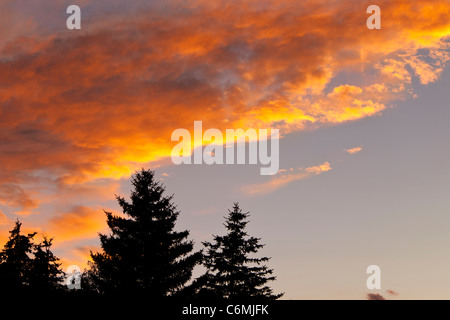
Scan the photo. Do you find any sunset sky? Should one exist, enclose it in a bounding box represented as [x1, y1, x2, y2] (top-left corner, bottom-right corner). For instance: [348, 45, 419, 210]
[1, 0, 450, 299]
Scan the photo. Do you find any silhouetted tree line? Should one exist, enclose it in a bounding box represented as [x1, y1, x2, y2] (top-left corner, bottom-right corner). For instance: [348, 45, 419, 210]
[0, 169, 283, 300]
[0, 221, 64, 294]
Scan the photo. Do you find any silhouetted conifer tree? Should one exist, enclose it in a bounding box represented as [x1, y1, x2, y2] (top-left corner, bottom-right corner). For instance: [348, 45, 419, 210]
[0, 221, 64, 293]
[0, 220, 36, 291]
[80, 261, 101, 294]
[29, 236, 64, 292]
[202, 203, 283, 300]
[89, 169, 202, 297]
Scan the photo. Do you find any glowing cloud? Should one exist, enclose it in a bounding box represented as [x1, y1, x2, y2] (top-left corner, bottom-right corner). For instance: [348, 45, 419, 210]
[242, 162, 332, 196]
[346, 147, 363, 154]
[48, 206, 107, 243]
[386, 289, 399, 296]
[0, 0, 449, 188]
[0, 0, 449, 254]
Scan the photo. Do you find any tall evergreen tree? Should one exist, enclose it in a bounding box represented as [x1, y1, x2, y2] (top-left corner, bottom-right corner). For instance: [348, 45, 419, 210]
[202, 203, 283, 300]
[0, 220, 36, 291]
[90, 169, 202, 297]
[29, 236, 64, 292]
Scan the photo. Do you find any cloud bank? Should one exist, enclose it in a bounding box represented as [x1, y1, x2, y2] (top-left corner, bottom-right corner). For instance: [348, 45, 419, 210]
[0, 0, 449, 265]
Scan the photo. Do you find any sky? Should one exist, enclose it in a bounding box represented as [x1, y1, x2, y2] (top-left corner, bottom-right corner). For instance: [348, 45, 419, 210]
[0, 0, 449, 299]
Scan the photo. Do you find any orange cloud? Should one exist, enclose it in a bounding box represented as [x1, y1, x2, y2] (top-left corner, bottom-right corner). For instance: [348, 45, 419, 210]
[346, 147, 363, 154]
[0, 212, 11, 245]
[48, 206, 107, 243]
[0, 211, 9, 226]
[0, 0, 448, 190]
[242, 162, 331, 196]
[59, 245, 99, 271]
[305, 162, 332, 175]
[0, 0, 449, 255]
[0, 184, 39, 215]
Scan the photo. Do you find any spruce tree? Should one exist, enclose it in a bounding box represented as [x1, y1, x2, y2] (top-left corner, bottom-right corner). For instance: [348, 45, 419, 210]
[202, 203, 283, 300]
[90, 169, 202, 297]
[0, 220, 36, 291]
[29, 236, 64, 292]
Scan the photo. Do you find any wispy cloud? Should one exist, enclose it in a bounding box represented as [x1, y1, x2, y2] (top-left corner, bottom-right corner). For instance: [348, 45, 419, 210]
[346, 147, 363, 155]
[59, 245, 99, 271]
[1, 0, 449, 188]
[0, 211, 8, 226]
[0, 0, 449, 260]
[48, 205, 107, 243]
[386, 289, 399, 296]
[242, 162, 331, 196]
[0, 183, 39, 215]
[367, 293, 386, 300]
